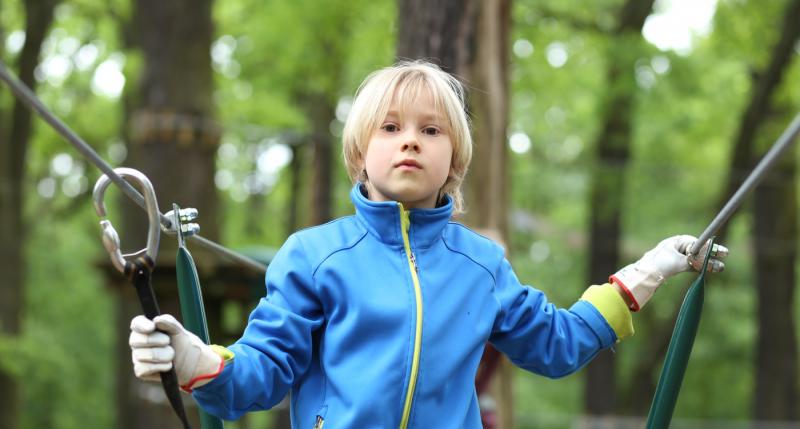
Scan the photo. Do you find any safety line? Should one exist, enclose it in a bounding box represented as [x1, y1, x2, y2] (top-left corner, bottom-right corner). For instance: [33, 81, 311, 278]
[691, 112, 800, 254]
[0, 61, 267, 274]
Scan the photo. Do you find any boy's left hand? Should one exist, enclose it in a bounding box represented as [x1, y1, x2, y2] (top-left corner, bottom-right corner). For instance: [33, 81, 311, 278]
[610, 235, 729, 311]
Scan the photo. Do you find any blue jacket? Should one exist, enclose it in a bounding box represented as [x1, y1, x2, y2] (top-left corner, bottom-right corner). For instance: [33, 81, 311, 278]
[194, 184, 623, 428]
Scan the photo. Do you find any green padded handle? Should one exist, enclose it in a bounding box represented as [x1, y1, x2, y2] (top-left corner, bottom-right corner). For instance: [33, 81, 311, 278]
[645, 237, 716, 429]
[174, 204, 224, 429]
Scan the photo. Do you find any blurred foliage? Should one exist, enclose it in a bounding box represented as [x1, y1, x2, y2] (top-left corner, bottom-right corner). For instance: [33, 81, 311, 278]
[507, 0, 798, 425]
[1, 0, 799, 427]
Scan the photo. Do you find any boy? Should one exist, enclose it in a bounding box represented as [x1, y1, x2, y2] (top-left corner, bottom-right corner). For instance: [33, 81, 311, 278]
[129, 61, 727, 428]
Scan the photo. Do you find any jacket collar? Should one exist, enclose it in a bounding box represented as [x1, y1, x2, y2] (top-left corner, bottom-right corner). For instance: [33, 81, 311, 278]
[350, 183, 453, 248]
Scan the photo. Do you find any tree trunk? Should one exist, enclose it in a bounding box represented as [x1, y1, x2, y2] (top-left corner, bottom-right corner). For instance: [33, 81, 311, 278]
[397, 0, 511, 426]
[713, 0, 800, 242]
[464, 1, 511, 237]
[306, 95, 336, 225]
[126, 0, 219, 242]
[751, 9, 800, 423]
[0, 1, 57, 427]
[396, 0, 479, 74]
[118, 0, 220, 427]
[753, 141, 798, 420]
[286, 143, 303, 235]
[584, 0, 654, 416]
[709, 0, 800, 421]
[398, 0, 510, 229]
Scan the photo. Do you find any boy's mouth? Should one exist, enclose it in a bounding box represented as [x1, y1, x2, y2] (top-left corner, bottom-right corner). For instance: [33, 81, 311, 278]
[395, 159, 422, 169]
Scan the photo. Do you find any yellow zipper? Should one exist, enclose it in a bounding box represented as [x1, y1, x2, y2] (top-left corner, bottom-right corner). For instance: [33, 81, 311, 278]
[398, 205, 423, 429]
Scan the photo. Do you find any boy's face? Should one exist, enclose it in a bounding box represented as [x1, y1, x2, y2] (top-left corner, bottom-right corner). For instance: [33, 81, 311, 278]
[362, 90, 453, 210]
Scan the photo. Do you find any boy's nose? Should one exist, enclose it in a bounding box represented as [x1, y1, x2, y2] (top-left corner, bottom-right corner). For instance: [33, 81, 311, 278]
[401, 133, 421, 152]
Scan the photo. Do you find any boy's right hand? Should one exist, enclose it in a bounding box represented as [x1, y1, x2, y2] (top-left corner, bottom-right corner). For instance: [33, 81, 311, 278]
[129, 314, 225, 392]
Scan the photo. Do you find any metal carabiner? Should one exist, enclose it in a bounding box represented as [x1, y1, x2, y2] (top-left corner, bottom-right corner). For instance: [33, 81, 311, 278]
[92, 167, 161, 273]
[93, 168, 193, 429]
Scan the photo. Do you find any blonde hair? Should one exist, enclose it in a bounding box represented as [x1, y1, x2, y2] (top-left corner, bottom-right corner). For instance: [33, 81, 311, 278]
[342, 60, 473, 214]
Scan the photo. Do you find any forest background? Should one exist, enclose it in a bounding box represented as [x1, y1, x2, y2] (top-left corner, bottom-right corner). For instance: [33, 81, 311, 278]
[1, 0, 799, 428]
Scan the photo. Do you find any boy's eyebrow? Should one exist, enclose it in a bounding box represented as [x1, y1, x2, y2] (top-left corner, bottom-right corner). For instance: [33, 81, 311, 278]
[384, 110, 445, 123]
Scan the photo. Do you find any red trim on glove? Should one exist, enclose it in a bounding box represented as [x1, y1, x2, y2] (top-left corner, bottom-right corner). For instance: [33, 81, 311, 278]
[609, 275, 640, 312]
[180, 358, 225, 393]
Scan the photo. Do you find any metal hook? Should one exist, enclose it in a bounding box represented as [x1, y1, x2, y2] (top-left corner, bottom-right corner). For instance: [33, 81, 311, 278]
[92, 168, 161, 273]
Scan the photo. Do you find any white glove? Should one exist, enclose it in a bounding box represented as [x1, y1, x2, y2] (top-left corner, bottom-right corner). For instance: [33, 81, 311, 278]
[129, 314, 225, 392]
[610, 235, 728, 311]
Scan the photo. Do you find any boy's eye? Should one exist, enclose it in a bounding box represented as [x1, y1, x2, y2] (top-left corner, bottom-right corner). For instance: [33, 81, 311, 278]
[382, 123, 399, 132]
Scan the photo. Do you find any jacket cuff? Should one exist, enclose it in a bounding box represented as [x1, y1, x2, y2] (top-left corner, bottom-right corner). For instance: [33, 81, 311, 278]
[580, 284, 634, 341]
[211, 344, 235, 363]
[569, 301, 615, 348]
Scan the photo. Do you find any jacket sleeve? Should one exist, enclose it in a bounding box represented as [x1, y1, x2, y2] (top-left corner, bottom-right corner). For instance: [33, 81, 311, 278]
[192, 234, 324, 420]
[488, 256, 623, 379]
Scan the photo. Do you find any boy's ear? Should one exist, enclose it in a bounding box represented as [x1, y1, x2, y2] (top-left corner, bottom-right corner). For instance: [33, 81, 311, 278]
[356, 155, 368, 181]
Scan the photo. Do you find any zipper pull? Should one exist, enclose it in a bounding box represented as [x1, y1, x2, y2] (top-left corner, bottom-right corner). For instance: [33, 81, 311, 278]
[314, 415, 325, 429]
